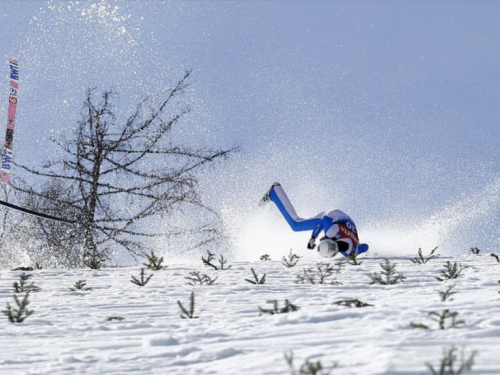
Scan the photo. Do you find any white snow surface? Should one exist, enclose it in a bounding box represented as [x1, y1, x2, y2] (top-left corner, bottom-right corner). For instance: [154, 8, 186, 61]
[1, 254, 500, 374]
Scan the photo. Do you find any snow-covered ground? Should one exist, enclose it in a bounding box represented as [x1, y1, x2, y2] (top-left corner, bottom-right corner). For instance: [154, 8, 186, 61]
[1, 252, 500, 374]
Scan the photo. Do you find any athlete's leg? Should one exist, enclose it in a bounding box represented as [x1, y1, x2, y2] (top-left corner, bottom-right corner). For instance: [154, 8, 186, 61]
[269, 184, 322, 232]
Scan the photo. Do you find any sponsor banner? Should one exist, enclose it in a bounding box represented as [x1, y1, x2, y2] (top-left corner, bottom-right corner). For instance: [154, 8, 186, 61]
[1, 59, 19, 183]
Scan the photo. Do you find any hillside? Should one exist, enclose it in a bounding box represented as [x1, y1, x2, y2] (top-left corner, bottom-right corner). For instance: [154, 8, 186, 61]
[2, 252, 500, 374]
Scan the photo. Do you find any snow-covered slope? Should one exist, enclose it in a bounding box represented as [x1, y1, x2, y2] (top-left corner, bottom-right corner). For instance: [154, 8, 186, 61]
[1, 253, 500, 374]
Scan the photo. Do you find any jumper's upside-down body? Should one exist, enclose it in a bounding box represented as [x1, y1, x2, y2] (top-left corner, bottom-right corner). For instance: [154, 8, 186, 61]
[260, 183, 369, 258]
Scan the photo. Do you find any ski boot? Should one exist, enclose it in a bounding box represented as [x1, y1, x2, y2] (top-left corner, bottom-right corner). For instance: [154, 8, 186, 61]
[259, 182, 281, 206]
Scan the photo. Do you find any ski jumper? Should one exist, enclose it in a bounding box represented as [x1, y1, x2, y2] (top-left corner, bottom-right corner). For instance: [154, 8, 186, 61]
[269, 184, 368, 257]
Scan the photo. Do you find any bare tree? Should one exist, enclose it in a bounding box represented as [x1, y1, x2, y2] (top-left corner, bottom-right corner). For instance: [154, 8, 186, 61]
[12, 71, 235, 264]
[15, 178, 84, 267]
[0, 179, 81, 268]
[0, 184, 28, 268]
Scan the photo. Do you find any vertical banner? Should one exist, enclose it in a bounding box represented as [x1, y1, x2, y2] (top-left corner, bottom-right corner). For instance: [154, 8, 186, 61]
[1, 59, 19, 183]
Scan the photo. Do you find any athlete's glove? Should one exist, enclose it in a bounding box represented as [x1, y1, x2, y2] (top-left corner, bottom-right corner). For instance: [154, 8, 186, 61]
[307, 236, 316, 250]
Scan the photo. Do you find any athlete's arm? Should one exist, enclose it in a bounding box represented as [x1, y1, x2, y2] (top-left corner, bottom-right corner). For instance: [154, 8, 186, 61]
[307, 236, 316, 249]
[312, 223, 323, 238]
[307, 223, 324, 249]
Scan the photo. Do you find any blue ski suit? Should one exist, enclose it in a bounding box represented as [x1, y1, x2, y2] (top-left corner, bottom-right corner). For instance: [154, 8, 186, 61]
[269, 184, 368, 257]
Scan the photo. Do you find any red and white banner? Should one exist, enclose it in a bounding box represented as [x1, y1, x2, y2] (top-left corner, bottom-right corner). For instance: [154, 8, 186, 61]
[1, 59, 19, 183]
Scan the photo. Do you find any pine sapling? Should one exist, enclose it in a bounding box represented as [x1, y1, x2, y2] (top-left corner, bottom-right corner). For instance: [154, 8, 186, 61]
[411, 309, 465, 330]
[13, 273, 41, 293]
[333, 299, 373, 308]
[143, 250, 165, 271]
[295, 263, 342, 285]
[429, 310, 465, 330]
[409, 321, 429, 330]
[69, 280, 92, 291]
[260, 254, 271, 261]
[368, 259, 406, 285]
[84, 250, 106, 270]
[218, 254, 232, 270]
[295, 268, 317, 284]
[245, 268, 266, 284]
[282, 249, 302, 268]
[426, 346, 477, 375]
[284, 351, 338, 375]
[435, 262, 466, 281]
[106, 316, 125, 321]
[347, 253, 363, 266]
[130, 268, 153, 286]
[201, 250, 232, 270]
[178, 292, 198, 319]
[438, 285, 457, 302]
[410, 246, 439, 264]
[185, 271, 218, 286]
[202, 250, 217, 269]
[470, 247, 480, 255]
[259, 300, 299, 315]
[12, 267, 34, 271]
[2, 293, 34, 323]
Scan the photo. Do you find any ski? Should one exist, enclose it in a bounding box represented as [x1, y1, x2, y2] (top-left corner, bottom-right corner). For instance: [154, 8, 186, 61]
[0, 199, 77, 224]
[1, 59, 19, 183]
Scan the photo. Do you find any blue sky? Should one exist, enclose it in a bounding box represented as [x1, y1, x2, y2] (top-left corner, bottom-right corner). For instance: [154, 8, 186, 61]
[1, 0, 499, 255]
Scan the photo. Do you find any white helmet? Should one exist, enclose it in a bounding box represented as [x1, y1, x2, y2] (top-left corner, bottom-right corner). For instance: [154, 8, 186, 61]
[317, 239, 339, 258]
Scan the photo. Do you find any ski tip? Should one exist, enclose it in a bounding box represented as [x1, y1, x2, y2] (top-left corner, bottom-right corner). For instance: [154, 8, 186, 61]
[258, 197, 269, 207]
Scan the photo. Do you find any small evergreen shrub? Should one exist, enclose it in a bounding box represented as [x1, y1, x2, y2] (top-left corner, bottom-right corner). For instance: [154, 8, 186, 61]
[69, 280, 92, 291]
[130, 269, 153, 286]
[106, 316, 124, 321]
[2, 293, 34, 323]
[438, 285, 457, 302]
[411, 309, 465, 330]
[346, 254, 363, 266]
[260, 254, 271, 261]
[259, 300, 299, 315]
[425, 346, 477, 375]
[282, 249, 302, 268]
[202, 250, 232, 270]
[13, 273, 41, 293]
[217, 254, 232, 270]
[284, 351, 338, 375]
[245, 268, 266, 284]
[84, 250, 106, 270]
[178, 292, 198, 319]
[202, 250, 217, 269]
[295, 263, 342, 285]
[143, 250, 165, 271]
[435, 262, 465, 281]
[368, 259, 406, 285]
[185, 271, 218, 286]
[410, 246, 439, 264]
[470, 247, 480, 255]
[333, 299, 373, 308]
